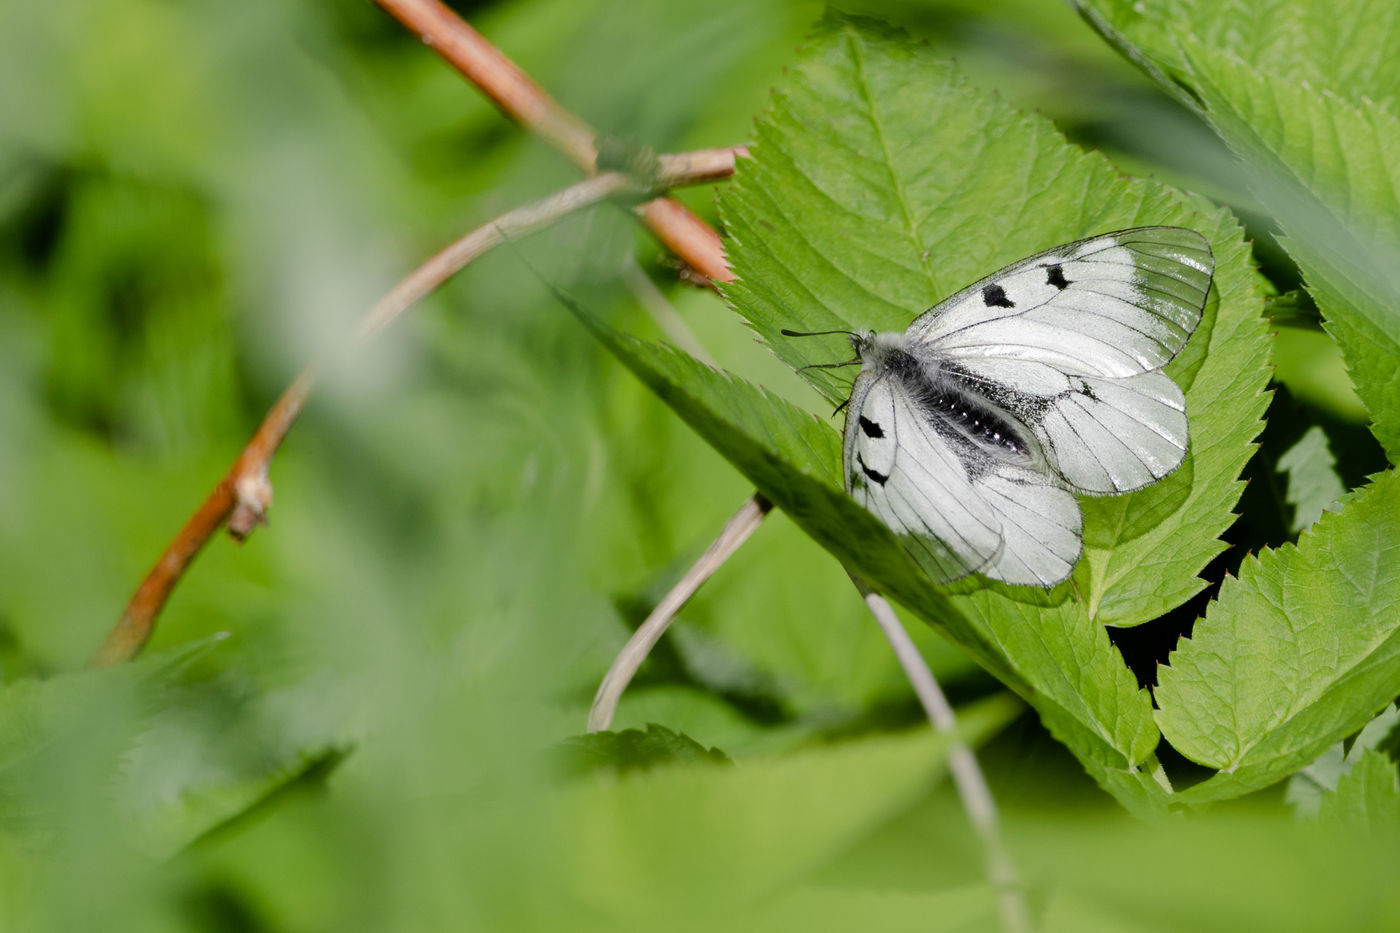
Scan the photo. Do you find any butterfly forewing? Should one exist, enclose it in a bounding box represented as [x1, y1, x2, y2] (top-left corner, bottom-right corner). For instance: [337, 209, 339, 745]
[910, 227, 1211, 381]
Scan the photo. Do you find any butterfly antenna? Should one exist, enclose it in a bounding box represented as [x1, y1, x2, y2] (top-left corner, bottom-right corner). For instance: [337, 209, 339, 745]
[795, 359, 861, 373]
[781, 327, 856, 338]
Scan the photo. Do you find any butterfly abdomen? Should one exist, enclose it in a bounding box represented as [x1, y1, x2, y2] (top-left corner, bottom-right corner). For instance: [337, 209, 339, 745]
[880, 346, 1032, 460]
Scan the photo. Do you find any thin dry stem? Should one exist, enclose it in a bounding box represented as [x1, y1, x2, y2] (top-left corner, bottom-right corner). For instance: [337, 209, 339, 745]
[856, 583, 1033, 933]
[372, 0, 736, 284]
[372, 0, 597, 169]
[588, 494, 772, 733]
[94, 152, 742, 668]
[102, 0, 746, 666]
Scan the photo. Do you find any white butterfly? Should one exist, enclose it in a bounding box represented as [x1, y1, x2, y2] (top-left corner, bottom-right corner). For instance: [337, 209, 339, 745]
[818, 226, 1213, 587]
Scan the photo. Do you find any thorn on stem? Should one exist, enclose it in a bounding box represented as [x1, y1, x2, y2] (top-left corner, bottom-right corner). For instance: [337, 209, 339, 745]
[228, 471, 274, 541]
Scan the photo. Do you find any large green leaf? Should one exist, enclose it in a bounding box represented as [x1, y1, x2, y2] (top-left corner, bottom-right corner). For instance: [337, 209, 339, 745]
[1156, 469, 1400, 800]
[710, 14, 1266, 806]
[444, 697, 1018, 929]
[721, 14, 1268, 626]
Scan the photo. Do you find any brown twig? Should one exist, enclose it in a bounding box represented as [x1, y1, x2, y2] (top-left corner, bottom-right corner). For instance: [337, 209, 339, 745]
[93, 152, 741, 668]
[372, 0, 736, 286]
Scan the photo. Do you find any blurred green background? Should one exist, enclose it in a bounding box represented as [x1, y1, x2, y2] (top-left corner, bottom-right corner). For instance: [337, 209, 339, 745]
[0, 1, 1385, 930]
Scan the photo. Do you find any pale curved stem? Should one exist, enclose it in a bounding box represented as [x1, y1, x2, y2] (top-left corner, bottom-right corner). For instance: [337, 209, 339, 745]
[854, 581, 1033, 933]
[588, 494, 772, 733]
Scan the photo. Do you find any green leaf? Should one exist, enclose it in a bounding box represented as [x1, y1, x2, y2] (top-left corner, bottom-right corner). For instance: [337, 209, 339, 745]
[1284, 740, 1347, 820]
[1277, 426, 1345, 533]
[722, 14, 1269, 627]
[1273, 325, 1370, 423]
[1075, 0, 1400, 458]
[0, 639, 350, 857]
[1180, 42, 1400, 459]
[116, 673, 352, 856]
[1025, 808, 1400, 931]
[737, 886, 994, 933]
[1316, 749, 1400, 830]
[1286, 703, 1398, 817]
[1156, 470, 1400, 801]
[555, 724, 732, 776]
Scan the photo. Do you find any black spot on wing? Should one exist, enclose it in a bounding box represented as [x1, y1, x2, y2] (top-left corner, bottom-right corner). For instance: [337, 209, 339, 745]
[981, 283, 1015, 308]
[858, 415, 884, 438]
[856, 453, 889, 486]
[1045, 263, 1070, 290]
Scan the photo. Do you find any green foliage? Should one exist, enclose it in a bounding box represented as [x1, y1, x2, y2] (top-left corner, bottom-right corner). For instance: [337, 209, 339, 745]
[0, 637, 346, 869]
[1277, 426, 1344, 532]
[1317, 749, 1400, 830]
[1286, 702, 1398, 816]
[1156, 470, 1400, 799]
[4, 0, 1400, 928]
[717, 12, 1269, 807]
[557, 723, 732, 775]
[558, 250, 1179, 811]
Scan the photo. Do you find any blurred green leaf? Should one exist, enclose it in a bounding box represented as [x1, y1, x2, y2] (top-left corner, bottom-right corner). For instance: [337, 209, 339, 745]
[1157, 469, 1400, 800]
[1277, 426, 1345, 533]
[1262, 289, 1319, 329]
[734, 885, 995, 933]
[356, 696, 1019, 932]
[1286, 703, 1399, 817]
[0, 639, 349, 858]
[556, 723, 731, 776]
[532, 698, 1017, 925]
[1078, 0, 1400, 112]
[1023, 809, 1400, 932]
[1317, 749, 1400, 830]
[1273, 325, 1370, 423]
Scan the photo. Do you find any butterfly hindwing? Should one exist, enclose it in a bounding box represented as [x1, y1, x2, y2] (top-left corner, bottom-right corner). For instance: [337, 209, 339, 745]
[973, 464, 1082, 586]
[844, 370, 1086, 586]
[1032, 371, 1188, 495]
[843, 371, 1002, 583]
